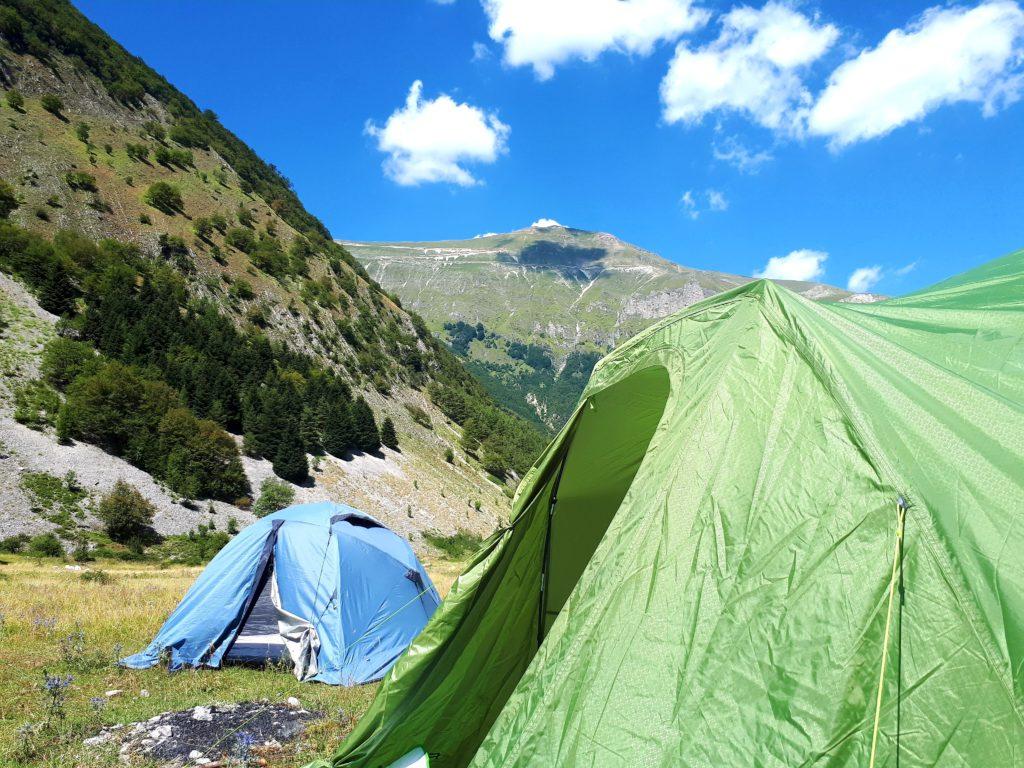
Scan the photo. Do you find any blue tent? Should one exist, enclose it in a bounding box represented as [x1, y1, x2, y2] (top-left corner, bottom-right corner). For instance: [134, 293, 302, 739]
[121, 501, 440, 685]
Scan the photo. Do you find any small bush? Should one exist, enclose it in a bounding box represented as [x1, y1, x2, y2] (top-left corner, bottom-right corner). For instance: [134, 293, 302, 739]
[96, 481, 155, 544]
[143, 181, 183, 215]
[252, 477, 295, 518]
[0, 179, 19, 218]
[125, 142, 149, 162]
[210, 212, 228, 232]
[0, 533, 29, 553]
[404, 403, 433, 430]
[158, 522, 229, 565]
[423, 529, 484, 560]
[236, 203, 254, 227]
[224, 227, 256, 254]
[27, 532, 64, 558]
[141, 120, 165, 142]
[229, 279, 255, 301]
[74, 122, 90, 143]
[192, 216, 213, 241]
[444, 447, 455, 464]
[13, 380, 61, 430]
[80, 569, 110, 584]
[5, 89, 24, 111]
[40, 93, 63, 116]
[64, 171, 97, 192]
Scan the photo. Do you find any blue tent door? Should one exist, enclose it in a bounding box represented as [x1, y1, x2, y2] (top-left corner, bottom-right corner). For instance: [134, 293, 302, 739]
[221, 519, 285, 665]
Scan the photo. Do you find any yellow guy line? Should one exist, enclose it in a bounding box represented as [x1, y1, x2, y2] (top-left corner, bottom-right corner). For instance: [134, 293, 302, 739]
[868, 499, 907, 768]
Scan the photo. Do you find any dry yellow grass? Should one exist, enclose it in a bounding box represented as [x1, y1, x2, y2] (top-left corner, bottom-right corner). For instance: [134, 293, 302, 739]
[0, 554, 464, 767]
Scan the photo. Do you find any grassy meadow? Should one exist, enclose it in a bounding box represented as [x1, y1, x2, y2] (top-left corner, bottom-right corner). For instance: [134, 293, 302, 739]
[0, 554, 466, 767]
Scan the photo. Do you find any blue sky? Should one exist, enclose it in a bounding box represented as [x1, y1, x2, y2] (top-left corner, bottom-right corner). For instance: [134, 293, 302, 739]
[73, 0, 1024, 294]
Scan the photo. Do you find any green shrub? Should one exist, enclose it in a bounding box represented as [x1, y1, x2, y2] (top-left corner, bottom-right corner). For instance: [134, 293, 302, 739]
[0, 533, 29, 553]
[0, 179, 19, 218]
[422, 529, 484, 560]
[141, 120, 165, 142]
[5, 89, 24, 111]
[159, 523, 229, 565]
[13, 380, 61, 429]
[210, 212, 228, 233]
[125, 142, 149, 162]
[21, 470, 87, 527]
[27, 532, 64, 558]
[74, 122, 89, 143]
[404, 403, 432, 430]
[96, 481, 155, 544]
[64, 171, 97, 192]
[252, 477, 295, 518]
[236, 203, 254, 227]
[41, 338, 100, 388]
[192, 216, 212, 241]
[224, 227, 256, 254]
[154, 146, 193, 168]
[143, 181, 183, 215]
[40, 93, 63, 116]
[444, 447, 455, 463]
[80, 569, 110, 584]
[229, 279, 255, 301]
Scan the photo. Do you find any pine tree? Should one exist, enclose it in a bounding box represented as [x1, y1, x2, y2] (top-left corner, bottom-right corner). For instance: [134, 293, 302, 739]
[272, 423, 308, 483]
[37, 264, 76, 315]
[352, 396, 381, 453]
[300, 404, 324, 455]
[322, 400, 354, 457]
[380, 417, 399, 451]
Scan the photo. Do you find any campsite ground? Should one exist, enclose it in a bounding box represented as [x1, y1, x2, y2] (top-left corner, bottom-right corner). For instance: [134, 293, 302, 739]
[0, 555, 466, 767]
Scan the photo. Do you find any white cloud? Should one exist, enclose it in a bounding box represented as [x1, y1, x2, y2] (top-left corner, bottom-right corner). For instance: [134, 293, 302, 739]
[893, 261, 918, 276]
[680, 189, 728, 219]
[366, 81, 509, 186]
[484, 0, 708, 80]
[531, 218, 563, 228]
[847, 265, 883, 292]
[754, 248, 827, 281]
[809, 2, 1024, 147]
[472, 41, 493, 61]
[712, 136, 774, 173]
[661, 2, 838, 132]
[474, 232, 499, 238]
[707, 189, 729, 211]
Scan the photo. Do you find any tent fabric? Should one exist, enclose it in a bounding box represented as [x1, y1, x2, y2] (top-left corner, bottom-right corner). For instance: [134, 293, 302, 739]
[121, 501, 440, 685]
[313, 249, 1024, 766]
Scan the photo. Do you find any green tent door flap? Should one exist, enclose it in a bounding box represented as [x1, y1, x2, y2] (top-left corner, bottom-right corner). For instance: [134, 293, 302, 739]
[539, 364, 671, 638]
[315, 249, 1024, 768]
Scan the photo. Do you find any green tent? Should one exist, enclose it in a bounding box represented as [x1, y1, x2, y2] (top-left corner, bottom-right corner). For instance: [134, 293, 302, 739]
[315, 252, 1024, 767]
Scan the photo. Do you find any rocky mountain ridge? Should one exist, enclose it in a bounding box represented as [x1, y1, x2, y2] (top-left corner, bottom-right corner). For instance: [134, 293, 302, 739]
[347, 223, 876, 430]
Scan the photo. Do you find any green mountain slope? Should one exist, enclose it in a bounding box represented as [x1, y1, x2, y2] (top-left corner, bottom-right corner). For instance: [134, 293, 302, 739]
[0, 0, 542, 552]
[347, 223, 875, 430]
